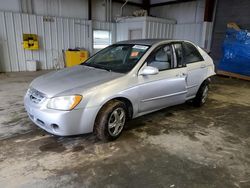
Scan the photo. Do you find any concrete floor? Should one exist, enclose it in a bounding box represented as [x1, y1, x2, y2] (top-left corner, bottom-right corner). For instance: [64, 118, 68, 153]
[0, 71, 249, 188]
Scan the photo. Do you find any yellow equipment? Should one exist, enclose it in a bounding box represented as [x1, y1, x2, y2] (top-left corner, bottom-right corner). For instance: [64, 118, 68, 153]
[23, 34, 39, 50]
[65, 49, 89, 67]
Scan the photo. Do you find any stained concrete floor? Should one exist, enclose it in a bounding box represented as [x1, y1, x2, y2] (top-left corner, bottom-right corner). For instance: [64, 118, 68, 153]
[0, 71, 249, 188]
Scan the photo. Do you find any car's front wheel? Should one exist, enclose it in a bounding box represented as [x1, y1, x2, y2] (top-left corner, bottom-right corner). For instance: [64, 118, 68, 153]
[193, 80, 209, 107]
[94, 100, 127, 141]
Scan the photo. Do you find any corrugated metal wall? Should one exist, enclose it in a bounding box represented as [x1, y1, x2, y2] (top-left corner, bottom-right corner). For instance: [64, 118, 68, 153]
[0, 11, 211, 72]
[145, 21, 174, 39]
[173, 23, 203, 46]
[150, 0, 205, 24]
[0, 11, 92, 72]
[116, 21, 145, 42]
[115, 17, 211, 48]
[116, 17, 175, 42]
[173, 22, 213, 50]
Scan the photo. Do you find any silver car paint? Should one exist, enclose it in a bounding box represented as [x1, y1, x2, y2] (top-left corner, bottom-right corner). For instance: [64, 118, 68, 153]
[24, 39, 216, 136]
[30, 65, 123, 97]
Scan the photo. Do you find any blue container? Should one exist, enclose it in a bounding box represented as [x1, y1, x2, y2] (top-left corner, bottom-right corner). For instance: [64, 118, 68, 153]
[218, 29, 250, 76]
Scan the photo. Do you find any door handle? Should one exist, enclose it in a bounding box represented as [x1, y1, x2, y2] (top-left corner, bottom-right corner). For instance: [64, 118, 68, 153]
[176, 72, 187, 77]
[200, 64, 206, 68]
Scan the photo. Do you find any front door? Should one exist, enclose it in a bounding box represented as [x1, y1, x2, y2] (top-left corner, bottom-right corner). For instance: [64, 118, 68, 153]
[137, 44, 187, 113]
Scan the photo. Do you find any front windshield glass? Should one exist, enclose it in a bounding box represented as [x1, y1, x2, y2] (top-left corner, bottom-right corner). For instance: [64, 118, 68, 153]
[83, 44, 150, 73]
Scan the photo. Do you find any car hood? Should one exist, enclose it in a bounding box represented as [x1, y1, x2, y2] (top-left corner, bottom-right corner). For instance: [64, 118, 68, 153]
[30, 65, 123, 97]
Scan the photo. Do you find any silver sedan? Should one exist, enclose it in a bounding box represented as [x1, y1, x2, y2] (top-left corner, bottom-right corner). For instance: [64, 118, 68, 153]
[24, 39, 215, 141]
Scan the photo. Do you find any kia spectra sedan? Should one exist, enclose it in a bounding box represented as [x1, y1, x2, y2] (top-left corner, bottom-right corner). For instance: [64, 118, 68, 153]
[24, 39, 215, 141]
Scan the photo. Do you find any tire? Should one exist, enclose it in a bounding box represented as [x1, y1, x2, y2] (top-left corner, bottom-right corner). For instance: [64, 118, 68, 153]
[94, 100, 127, 141]
[193, 80, 209, 107]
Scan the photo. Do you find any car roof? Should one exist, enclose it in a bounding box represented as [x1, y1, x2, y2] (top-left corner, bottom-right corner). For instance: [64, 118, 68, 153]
[115, 39, 183, 46]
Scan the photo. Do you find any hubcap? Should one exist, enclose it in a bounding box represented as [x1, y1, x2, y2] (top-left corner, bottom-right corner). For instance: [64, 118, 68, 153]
[202, 86, 209, 103]
[108, 107, 126, 137]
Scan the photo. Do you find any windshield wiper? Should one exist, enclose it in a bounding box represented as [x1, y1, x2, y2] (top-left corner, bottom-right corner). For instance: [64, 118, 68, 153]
[95, 65, 112, 72]
[83, 63, 112, 72]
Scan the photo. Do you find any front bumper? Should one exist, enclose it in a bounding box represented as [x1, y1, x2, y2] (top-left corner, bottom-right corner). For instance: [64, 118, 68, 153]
[24, 94, 98, 136]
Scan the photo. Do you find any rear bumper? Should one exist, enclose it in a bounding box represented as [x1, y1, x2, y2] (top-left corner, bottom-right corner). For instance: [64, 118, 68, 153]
[24, 94, 98, 136]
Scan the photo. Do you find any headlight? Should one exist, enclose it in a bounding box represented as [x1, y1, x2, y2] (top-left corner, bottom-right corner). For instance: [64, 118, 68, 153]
[47, 95, 82, 111]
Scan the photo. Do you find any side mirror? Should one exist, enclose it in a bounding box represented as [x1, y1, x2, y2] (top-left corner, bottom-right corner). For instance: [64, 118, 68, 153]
[139, 66, 159, 76]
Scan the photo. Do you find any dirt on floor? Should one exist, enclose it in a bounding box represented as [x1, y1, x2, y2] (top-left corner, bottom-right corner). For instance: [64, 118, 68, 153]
[0, 71, 249, 188]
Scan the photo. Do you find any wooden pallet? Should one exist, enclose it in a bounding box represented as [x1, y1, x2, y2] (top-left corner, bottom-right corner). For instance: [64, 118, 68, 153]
[217, 70, 250, 81]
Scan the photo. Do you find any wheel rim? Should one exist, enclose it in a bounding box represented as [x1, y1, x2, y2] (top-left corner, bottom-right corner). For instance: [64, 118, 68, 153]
[108, 107, 126, 137]
[201, 86, 209, 104]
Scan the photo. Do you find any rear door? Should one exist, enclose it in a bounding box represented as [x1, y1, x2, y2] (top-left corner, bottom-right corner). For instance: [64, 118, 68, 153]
[137, 44, 187, 113]
[182, 42, 207, 98]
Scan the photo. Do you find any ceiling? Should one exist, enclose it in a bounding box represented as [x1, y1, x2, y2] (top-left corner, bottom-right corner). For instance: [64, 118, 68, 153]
[150, 0, 177, 5]
[127, 0, 194, 6]
[113, 0, 195, 8]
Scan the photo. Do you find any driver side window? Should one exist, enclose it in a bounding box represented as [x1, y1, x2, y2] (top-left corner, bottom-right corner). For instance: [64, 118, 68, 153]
[147, 45, 173, 71]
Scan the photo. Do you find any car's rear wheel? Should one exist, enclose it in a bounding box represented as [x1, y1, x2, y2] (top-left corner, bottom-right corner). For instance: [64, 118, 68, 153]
[193, 80, 209, 107]
[94, 100, 126, 141]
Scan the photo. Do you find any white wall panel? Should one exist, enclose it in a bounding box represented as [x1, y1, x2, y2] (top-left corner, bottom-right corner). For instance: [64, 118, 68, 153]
[51, 19, 59, 67]
[0, 0, 20, 12]
[173, 22, 213, 50]
[116, 21, 144, 41]
[0, 12, 11, 72]
[5, 12, 19, 71]
[32, 0, 88, 19]
[44, 21, 52, 69]
[0, 11, 92, 72]
[173, 23, 204, 47]
[116, 17, 175, 41]
[0, 9, 212, 72]
[30, 15, 40, 69]
[13, 13, 26, 71]
[150, 0, 205, 24]
[145, 21, 174, 39]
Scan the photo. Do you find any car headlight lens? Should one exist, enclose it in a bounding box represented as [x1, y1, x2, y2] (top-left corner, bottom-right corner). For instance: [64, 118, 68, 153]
[47, 95, 82, 111]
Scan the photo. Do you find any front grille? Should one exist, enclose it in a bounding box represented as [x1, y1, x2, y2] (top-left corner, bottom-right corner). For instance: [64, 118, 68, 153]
[28, 88, 46, 104]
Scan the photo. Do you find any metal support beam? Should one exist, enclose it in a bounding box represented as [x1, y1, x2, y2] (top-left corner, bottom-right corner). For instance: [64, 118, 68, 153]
[204, 0, 216, 22]
[142, 0, 150, 15]
[88, 0, 92, 20]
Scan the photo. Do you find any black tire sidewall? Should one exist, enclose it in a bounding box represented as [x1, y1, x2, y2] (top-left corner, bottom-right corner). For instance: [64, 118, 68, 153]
[95, 101, 126, 141]
[193, 81, 209, 107]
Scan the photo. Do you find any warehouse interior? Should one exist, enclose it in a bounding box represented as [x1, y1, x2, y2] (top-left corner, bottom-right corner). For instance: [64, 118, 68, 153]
[0, 0, 250, 187]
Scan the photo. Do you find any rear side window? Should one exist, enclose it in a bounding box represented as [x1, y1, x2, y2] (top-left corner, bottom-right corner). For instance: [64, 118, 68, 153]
[182, 42, 203, 64]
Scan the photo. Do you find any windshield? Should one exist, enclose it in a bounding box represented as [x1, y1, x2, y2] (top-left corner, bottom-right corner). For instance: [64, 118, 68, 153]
[83, 44, 150, 73]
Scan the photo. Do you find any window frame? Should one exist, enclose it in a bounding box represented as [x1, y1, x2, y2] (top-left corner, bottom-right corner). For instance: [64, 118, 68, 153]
[182, 42, 204, 64]
[144, 44, 175, 72]
[172, 42, 186, 68]
[139, 43, 188, 74]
